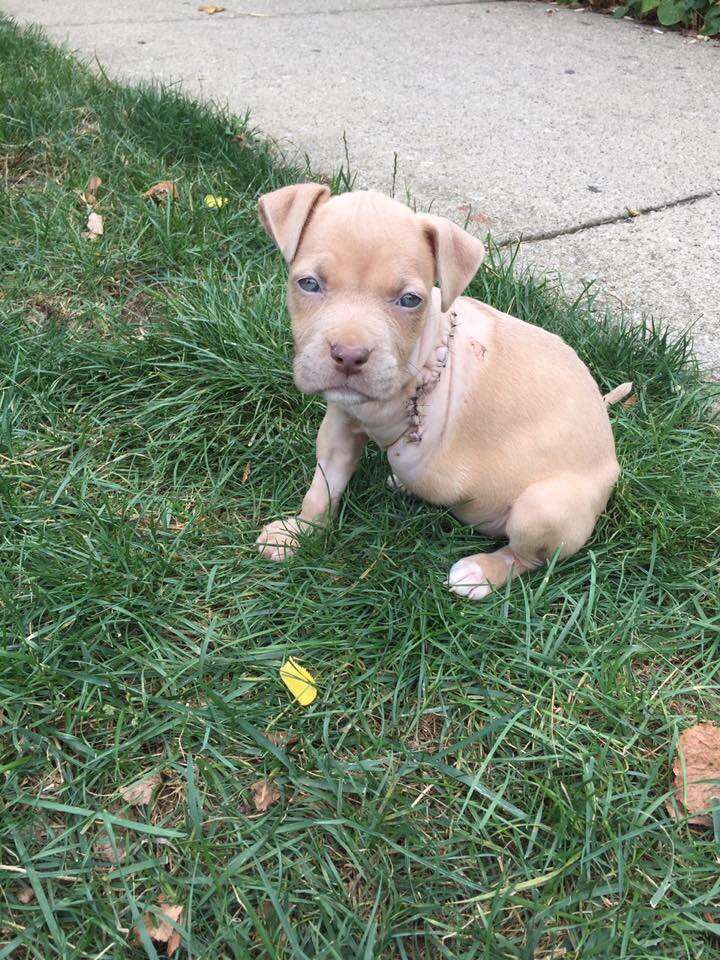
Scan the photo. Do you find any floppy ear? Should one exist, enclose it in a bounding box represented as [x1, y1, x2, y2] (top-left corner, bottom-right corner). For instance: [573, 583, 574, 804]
[258, 182, 330, 263]
[420, 214, 486, 312]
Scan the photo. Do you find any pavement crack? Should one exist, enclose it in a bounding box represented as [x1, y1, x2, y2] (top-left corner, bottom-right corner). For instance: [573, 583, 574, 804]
[498, 189, 717, 247]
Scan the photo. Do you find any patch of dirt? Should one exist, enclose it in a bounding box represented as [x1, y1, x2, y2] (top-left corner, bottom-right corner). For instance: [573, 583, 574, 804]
[25, 295, 72, 326]
[410, 712, 445, 753]
[148, 772, 186, 832]
[338, 860, 379, 922]
[1, 149, 65, 191]
[120, 290, 163, 335]
[74, 109, 100, 139]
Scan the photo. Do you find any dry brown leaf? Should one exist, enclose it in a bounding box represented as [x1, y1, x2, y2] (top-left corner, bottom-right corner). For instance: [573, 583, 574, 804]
[17, 885, 35, 904]
[230, 132, 246, 145]
[137, 898, 184, 956]
[627, 207, 640, 218]
[122, 772, 162, 805]
[167, 929, 182, 957]
[242, 462, 251, 483]
[77, 119, 100, 137]
[265, 729, 298, 748]
[143, 180, 178, 202]
[82, 211, 103, 241]
[623, 395, 638, 408]
[93, 837, 127, 864]
[83, 174, 102, 206]
[670, 723, 720, 826]
[198, 4, 225, 12]
[250, 779, 280, 811]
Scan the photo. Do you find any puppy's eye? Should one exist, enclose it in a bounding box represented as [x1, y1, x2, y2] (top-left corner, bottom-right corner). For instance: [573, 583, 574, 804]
[397, 292, 423, 309]
[297, 276, 321, 293]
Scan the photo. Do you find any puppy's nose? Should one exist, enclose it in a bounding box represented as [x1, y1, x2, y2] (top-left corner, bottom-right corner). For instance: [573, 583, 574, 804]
[330, 343, 370, 375]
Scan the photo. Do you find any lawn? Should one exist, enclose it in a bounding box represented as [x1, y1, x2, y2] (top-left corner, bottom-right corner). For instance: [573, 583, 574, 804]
[1, 18, 719, 960]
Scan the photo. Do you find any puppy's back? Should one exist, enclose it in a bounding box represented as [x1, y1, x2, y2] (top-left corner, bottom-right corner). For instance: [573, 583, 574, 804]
[449, 297, 618, 484]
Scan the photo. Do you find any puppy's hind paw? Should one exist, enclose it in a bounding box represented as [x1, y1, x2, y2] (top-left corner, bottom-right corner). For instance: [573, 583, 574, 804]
[447, 556, 493, 601]
[256, 517, 305, 562]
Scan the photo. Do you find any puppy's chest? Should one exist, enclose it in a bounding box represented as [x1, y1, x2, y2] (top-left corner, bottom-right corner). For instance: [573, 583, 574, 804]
[366, 298, 494, 505]
[381, 308, 493, 506]
[386, 442, 462, 504]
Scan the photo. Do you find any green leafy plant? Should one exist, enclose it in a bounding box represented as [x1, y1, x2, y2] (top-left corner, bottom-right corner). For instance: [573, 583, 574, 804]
[612, 0, 720, 33]
[558, 0, 720, 34]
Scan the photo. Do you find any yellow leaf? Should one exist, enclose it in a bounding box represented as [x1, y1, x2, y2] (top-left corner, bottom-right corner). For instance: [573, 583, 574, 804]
[279, 657, 317, 706]
[199, 4, 225, 12]
[204, 194, 229, 208]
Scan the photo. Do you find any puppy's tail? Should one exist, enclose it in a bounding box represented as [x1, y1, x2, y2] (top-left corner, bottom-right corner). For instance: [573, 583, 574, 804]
[603, 382, 634, 406]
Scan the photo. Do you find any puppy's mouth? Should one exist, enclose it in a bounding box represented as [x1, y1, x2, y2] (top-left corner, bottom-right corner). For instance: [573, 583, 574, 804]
[293, 344, 400, 403]
[322, 386, 372, 405]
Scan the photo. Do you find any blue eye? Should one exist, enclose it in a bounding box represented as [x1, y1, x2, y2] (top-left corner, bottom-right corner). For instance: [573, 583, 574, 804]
[397, 292, 422, 309]
[298, 277, 321, 293]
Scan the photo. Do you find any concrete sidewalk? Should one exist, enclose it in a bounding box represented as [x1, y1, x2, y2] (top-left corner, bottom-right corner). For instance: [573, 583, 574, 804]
[3, 0, 719, 370]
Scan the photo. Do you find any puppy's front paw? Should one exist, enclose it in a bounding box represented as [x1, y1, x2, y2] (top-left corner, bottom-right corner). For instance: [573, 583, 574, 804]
[447, 556, 493, 601]
[257, 517, 305, 562]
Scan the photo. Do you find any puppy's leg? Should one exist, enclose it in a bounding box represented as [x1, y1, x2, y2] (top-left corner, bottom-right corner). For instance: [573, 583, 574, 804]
[257, 405, 367, 561]
[447, 474, 607, 600]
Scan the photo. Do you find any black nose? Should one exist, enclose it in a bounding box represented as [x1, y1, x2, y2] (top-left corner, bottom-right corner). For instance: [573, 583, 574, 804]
[330, 343, 370, 375]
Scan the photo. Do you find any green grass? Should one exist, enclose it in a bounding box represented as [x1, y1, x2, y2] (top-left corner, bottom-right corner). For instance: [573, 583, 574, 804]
[1, 18, 720, 960]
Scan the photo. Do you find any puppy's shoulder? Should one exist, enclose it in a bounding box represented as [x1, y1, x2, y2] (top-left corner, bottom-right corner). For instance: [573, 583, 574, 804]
[458, 296, 579, 365]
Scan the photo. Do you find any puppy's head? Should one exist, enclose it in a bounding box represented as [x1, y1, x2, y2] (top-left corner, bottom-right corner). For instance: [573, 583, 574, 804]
[258, 183, 485, 405]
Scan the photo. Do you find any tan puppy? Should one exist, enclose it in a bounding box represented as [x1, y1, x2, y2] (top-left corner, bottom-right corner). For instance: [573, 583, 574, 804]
[256, 184, 620, 599]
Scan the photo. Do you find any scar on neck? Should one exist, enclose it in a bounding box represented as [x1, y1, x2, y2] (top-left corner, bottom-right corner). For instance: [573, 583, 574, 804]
[405, 310, 458, 444]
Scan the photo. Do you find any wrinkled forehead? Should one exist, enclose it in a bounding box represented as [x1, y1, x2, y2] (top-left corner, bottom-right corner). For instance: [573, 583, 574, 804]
[295, 193, 435, 287]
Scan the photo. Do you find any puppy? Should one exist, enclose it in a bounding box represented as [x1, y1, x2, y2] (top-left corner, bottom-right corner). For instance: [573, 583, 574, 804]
[256, 184, 620, 599]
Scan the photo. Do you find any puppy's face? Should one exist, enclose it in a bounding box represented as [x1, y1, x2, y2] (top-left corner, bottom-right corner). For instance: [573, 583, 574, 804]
[288, 193, 436, 404]
[259, 185, 485, 405]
